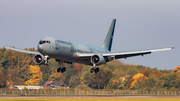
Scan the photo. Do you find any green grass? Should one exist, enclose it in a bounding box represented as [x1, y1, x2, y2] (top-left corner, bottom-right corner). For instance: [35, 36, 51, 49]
[0, 98, 180, 101]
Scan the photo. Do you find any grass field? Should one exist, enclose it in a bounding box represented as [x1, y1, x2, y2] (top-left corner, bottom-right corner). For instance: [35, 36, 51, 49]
[0, 98, 180, 101]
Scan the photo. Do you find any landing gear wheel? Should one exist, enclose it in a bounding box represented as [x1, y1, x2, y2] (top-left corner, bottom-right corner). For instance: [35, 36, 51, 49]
[90, 67, 99, 73]
[61, 67, 66, 73]
[57, 67, 61, 73]
[90, 68, 94, 73]
[95, 67, 99, 73]
[56, 60, 66, 73]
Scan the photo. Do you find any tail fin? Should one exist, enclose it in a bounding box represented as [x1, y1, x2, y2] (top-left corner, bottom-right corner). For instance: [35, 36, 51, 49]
[101, 19, 116, 51]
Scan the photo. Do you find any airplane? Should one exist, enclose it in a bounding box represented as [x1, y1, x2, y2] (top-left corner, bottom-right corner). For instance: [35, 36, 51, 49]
[5, 19, 173, 73]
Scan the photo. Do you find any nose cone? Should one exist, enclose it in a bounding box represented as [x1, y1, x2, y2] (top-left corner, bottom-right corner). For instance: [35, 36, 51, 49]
[38, 43, 45, 54]
[37, 44, 42, 53]
[37, 43, 50, 55]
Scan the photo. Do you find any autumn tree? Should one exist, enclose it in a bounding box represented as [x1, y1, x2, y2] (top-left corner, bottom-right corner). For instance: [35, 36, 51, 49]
[41, 59, 58, 83]
[25, 65, 42, 85]
[159, 73, 180, 89]
[146, 77, 157, 88]
[6, 50, 27, 84]
[89, 67, 112, 89]
[48, 72, 65, 81]
[0, 64, 6, 88]
[69, 74, 81, 88]
[172, 66, 180, 73]
[80, 71, 90, 85]
[112, 79, 119, 89]
[64, 64, 76, 86]
[128, 73, 148, 89]
[73, 63, 83, 75]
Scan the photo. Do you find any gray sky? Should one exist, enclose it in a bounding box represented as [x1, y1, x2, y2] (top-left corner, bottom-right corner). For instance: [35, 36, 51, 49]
[0, 0, 179, 70]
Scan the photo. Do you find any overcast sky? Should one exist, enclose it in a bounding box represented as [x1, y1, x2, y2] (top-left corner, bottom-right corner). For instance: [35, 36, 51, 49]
[0, 0, 179, 70]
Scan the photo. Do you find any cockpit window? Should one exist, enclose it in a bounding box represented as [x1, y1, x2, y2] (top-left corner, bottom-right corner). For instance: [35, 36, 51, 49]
[39, 40, 51, 44]
[39, 41, 43, 44]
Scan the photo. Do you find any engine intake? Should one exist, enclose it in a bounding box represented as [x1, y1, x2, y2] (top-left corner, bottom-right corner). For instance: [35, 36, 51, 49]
[33, 54, 45, 65]
[91, 54, 106, 66]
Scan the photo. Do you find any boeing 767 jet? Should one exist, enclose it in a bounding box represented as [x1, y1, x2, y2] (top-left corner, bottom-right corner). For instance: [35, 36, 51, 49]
[5, 19, 173, 73]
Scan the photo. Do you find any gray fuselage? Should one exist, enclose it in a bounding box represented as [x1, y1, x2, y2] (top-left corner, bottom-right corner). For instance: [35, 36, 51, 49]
[38, 36, 110, 65]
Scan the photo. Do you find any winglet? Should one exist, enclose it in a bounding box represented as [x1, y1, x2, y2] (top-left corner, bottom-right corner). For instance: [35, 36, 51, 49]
[101, 19, 116, 51]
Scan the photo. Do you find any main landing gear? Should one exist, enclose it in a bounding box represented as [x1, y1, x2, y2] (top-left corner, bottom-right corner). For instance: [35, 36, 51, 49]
[90, 63, 99, 73]
[57, 67, 66, 73]
[90, 67, 99, 73]
[57, 60, 66, 73]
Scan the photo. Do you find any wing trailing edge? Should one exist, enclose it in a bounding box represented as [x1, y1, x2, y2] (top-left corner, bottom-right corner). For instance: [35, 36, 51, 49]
[102, 47, 174, 59]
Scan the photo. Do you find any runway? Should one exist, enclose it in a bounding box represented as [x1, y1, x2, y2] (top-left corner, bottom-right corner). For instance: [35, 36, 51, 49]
[0, 95, 180, 98]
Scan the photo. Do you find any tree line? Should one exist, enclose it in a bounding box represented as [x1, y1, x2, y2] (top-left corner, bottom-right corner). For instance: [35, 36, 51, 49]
[0, 47, 180, 91]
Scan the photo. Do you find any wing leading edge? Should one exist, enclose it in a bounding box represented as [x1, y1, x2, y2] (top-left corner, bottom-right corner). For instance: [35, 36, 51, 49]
[5, 46, 41, 55]
[76, 47, 174, 59]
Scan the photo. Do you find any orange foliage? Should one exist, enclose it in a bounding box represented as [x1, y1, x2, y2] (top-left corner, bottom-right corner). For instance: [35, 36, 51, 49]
[127, 78, 135, 88]
[129, 73, 148, 88]
[48, 72, 65, 81]
[172, 66, 180, 73]
[73, 63, 83, 75]
[122, 77, 125, 82]
[152, 73, 163, 78]
[25, 65, 42, 85]
[6, 82, 10, 87]
[112, 80, 119, 86]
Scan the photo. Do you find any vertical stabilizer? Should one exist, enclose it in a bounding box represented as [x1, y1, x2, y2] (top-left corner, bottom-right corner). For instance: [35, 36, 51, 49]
[101, 19, 116, 51]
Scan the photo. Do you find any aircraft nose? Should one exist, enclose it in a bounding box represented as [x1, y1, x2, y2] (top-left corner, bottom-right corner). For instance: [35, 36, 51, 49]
[38, 44, 42, 52]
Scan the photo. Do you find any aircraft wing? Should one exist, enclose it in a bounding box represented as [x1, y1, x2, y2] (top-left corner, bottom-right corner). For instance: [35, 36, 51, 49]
[76, 47, 173, 59]
[5, 46, 41, 55]
[102, 47, 174, 59]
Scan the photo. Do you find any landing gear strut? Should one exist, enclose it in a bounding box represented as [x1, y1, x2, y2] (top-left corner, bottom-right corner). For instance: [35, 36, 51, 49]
[44, 55, 49, 65]
[90, 63, 99, 73]
[57, 60, 66, 73]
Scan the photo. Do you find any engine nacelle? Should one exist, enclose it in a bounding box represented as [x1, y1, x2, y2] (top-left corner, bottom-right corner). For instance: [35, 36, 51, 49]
[91, 54, 106, 66]
[33, 54, 45, 65]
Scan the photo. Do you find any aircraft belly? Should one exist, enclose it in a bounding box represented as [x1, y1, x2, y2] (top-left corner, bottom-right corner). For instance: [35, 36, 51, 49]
[50, 54, 92, 65]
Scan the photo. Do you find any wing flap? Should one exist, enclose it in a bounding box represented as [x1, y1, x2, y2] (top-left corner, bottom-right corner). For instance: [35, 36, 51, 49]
[114, 52, 151, 59]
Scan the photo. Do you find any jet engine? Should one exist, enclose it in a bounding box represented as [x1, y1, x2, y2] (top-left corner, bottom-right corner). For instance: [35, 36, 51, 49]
[91, 54, 106, 66]
[33, 54, 45, 65]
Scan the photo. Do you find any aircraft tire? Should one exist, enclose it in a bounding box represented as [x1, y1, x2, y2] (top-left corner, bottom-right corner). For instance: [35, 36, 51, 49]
[57, 67, 61, 73]
[95, 67, 99, 73]
[90, 68, 94, 73]
[61, 67, 66, 73]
